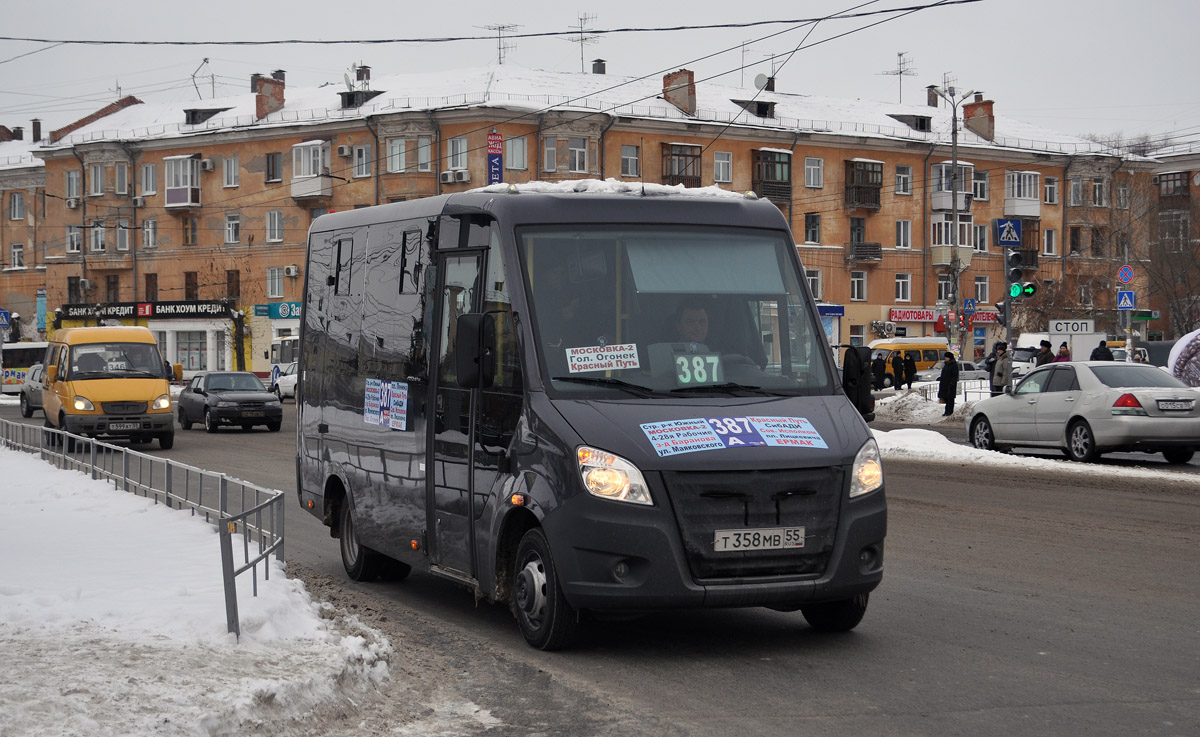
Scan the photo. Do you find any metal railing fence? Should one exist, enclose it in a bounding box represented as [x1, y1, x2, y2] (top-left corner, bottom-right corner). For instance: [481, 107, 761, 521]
[0, 419, 284, 638]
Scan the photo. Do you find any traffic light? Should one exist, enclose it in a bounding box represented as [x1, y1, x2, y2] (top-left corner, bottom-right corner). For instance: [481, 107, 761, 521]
[996, 300, 1008, 327]
[1006, 247, 1025, 286]
[1020, 281, 1038, 298]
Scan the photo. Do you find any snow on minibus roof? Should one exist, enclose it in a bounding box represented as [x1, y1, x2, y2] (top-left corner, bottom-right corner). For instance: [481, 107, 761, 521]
[473, 178, 752, 200]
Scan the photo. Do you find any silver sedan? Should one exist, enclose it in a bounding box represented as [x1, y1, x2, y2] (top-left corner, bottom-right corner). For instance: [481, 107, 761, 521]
[915, 360, 988, 383]
[966, 361, 1200, 464]
[19, 362, 44, 418]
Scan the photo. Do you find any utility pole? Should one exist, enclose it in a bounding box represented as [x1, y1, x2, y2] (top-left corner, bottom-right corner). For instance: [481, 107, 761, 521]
[932, 82, 976, 360]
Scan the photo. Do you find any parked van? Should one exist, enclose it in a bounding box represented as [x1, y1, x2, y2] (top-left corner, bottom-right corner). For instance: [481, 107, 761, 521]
[42, 326, 176, 449]
[297, 183, 886, 649]
[866, 337, 949, 387]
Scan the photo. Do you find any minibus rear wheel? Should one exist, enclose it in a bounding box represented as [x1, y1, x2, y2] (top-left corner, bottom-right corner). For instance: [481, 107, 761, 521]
[513, 528, 579, 650]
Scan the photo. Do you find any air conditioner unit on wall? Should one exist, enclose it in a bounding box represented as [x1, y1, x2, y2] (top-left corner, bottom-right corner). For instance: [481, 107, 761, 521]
[66, 198, 78, 209]
[132, 196, 145, 208]
[79, 278, 92, 291]
[455, 169, 471, 183]
[284, 264, 300, 277]
[439, 171, 455, 184]
[337, 145, 352, 158]
[200, 158, 214, 171]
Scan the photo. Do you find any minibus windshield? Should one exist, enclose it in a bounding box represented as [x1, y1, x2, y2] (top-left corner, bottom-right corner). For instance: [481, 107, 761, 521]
[68, 342, 167, 379]
[521, 225, 832, 396]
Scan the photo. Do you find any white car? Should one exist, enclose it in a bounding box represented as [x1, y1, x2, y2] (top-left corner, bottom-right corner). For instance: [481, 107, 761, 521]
[966, 361, 1200, 464]
[273, 362, 298, 401]
[19, 363, 45, 418]
[915, 360, 988, 384]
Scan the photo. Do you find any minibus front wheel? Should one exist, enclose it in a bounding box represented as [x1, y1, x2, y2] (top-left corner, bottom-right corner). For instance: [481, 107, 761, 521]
[513, 528, 579, 651]
[339, 499, 384, 581]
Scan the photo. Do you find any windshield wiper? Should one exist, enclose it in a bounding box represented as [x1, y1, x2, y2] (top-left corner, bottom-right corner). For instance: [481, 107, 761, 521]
[119, 370, 161, 377]
[552, 376, 660, 398]
[671, 382, 772, 396]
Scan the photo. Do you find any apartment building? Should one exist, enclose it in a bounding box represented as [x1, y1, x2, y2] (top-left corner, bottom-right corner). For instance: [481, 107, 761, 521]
[0, 122, 45, 343]
[1, 62, 1154, 373]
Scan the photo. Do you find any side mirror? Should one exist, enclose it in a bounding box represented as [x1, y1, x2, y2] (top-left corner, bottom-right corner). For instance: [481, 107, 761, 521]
[455, 313, 496, 389]
[172, 363, 182, 382]
[45, 365, 57, 384]
[841, 345, 875, 422]
[1004, 385, 1013, 396]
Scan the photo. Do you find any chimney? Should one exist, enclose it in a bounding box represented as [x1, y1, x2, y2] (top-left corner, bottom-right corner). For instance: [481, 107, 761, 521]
[252, 73, 286, 120]
[765, 76, 775, 92]
[11, 126, 23, 141]
[592, 58, 606, 75]
[356, 65, 371, 83]
[31, 119, 41, 142]
[963, 93, 995, 141]
[271, 69, 286, 82]
[926, 85, 940, 108]
[663, 69, 697, 116]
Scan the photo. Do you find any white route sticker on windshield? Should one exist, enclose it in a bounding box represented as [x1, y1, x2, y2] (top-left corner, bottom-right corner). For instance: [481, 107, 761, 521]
[641, 416, 827, 457]
[566, 344, 640, 373]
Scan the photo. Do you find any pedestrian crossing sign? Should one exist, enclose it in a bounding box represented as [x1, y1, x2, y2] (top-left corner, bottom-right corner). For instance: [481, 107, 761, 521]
[1117, 291, 1135, 310]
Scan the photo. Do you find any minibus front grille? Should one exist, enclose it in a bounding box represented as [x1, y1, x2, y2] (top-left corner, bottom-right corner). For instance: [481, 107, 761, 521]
[662, 467, 843, 580]
[101, 402, 147, 414]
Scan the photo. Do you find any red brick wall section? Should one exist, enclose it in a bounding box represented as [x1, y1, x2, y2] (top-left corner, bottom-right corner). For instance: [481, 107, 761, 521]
[50, 96, 143, 143]
[253, 76, 285, 119]
[663, 69, 697, 116]
[963, 99, 995, 141]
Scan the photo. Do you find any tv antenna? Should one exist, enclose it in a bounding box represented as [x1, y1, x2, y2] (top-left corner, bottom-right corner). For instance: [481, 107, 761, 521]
[567, 13, 598, 73]
[879, 52, 917, 103]
[481, 24, 519, 65]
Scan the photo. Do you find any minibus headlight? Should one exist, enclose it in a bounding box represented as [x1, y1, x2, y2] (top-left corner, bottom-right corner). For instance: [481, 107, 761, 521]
[849, 438, 883, 498]
[72, 396, 94, 411]
[577, 446, 652, 506]
[152, 394, 171, 410]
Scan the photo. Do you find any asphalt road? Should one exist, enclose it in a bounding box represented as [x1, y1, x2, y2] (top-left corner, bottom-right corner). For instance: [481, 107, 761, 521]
[3, 400, 1198, 736]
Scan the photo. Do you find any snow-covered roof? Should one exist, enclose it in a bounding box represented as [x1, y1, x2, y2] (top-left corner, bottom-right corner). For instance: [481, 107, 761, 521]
[0, 137, 42, 172]
[37, 64, 1124, 159]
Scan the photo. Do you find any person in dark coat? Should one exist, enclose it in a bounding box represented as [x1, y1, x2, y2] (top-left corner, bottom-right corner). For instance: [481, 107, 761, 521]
[1090, 340, 1114, 361]
[938, 351, 960, 416]
[890, 351, 905, 390]
[1035, 340, 1053, 366]
[903, 353, 918, 390]
[871, 352, 886, 390]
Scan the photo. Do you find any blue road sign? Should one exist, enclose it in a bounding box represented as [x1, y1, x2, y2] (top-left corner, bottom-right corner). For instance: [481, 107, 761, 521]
[996, 218, 1022, 247]
[0, 309, 9, 327]
[1117, 291, 1136, 310]
[1117, 265, 1134, 284]
[962, 298, 976, 314]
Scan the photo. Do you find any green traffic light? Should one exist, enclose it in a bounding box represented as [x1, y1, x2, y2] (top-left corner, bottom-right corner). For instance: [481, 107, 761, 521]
[1021, 282, 1038, 297]
[1009, 283, 1022, 298]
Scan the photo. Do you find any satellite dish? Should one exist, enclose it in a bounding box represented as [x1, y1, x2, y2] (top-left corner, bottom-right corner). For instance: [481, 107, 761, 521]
[343, 73, 354, 92]
[753, 73, 769, 90]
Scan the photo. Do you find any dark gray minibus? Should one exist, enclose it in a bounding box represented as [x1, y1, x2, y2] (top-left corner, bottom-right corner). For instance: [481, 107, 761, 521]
[297, 183, 885, 649]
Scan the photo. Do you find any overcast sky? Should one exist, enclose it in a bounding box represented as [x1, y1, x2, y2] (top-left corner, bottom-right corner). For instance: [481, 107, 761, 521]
[1, 0, 1196, 146]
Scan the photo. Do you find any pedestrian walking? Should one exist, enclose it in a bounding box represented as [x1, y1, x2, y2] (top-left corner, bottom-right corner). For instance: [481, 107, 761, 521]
[1035, 340, 1053, 366]
[1090, 340, 1114, 361]
[991, 342, 1012, 396]
[890, 351, 905, 390]
[938, 352, 960, 416]
[903, 353, 918, 390]
[871, 352, 886, 390]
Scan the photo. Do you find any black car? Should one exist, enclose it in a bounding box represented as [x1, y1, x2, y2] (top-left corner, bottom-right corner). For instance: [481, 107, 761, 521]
[177, 371, 283, 433]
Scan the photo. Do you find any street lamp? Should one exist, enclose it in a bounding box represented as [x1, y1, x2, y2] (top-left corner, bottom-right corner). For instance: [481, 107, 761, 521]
[931, 84, 975, 359]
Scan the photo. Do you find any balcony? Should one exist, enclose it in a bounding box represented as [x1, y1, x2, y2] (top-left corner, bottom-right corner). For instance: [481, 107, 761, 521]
[291, 175, 332, 200]
[663, 173, 701, 188]
[1005, 196, 1041, 218]
[931, 189, 972, 212]
[930, 245, 975, 269]
[1014, 248, 1039, 270]
[844, 184, 881, 210]
[752, 178, 791, 203]
[845, 242, 883, 264]
[164, 186, 201, 209]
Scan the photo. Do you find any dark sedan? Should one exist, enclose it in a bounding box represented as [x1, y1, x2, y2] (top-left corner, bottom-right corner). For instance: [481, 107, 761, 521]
[177, 371, 283, 433]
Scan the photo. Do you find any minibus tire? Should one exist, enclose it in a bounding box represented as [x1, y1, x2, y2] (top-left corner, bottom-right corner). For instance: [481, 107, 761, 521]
[801, 593, 869, 632]
[513, 528, 579, 650]
[339, 499, 384, 581]
[158, 432, 174, 450]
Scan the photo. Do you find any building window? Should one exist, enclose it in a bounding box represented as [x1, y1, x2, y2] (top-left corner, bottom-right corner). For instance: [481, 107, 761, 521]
[143, 219, 157, 249]
[505, 136, 527, 170]
[804, 157, 823, 188]
[222, 155, 239, 187]
[542, 137, 557, 172]
[115, 164, 128, 195]
[267, 267, 284, 298]
[1091, 178, 1108, 207]
[621, 145, 639, 177]
[1116, 182, 1130, 209]
[1068, 177, 1082, 206]
[896, 220, 911, 249]
[226, 270, 240, 300]
[106, 275, 119, 303]
[66, 225, 82, 253]
[975, 275, 989, 304]
[225, 213, 240, 244]
[145, 273, 158, 302]
[141, 163, 157, 195]
[714, 151, 732, 183]
[1006, 171, 1039, 200]
[184, 217, 198, 247]
[568, 137, 588, 173]
[973, 224, 988, 252]
[804, 213, 820, 244]
[938, 274, 953, 302]
[1160, 211, 1188, 252]
[972, 171, 989, 201]
[267, 210, 283, 242]
[9, 192, 23, 220]
[932, 162, 972, 193]
[291, 142, 329, 179]
[66, 170, 81, 199]
[931, 214, 972, 246]
[1044, 176, 1058, 204]
[895, 165, 912, 195]
[116, 220, 130, 251]
[1043, 228, 1057, 256]
[1091, 227, 1108, 257]
[90, 221, 105, 251]
[184, 272, 198, 301]
[895, 273, 912, 302]
[310, 207, 328, 222]
[352, 145, 371, 177]
[10, 243, 23, 268]
[265, 153, 283, 183]
[417, 135, 432, 172]
[805, 269, 822, 300]
[446, 137, 468, 170]
[849, 324, 865, 347]
[1080, 284, 1093, 308]
[67, 276, 81, 303]
[1069, 226, 1082, 254]
[1159, 172, 1186, 196]
[664, 144, 702, 187]
[849, 217, 866, 244]
[850, 270, 866, 302]
[386, 139, 406, 173]
[89, 163, 105, 195]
